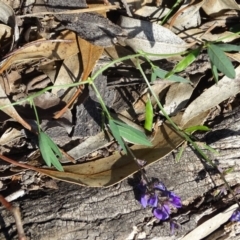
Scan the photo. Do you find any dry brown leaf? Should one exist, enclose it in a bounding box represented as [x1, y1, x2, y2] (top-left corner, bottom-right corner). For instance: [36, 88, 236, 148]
[0, 84, 32, 131]
[180, 66, 240, 128]
[0, 24, 11, 40]
[118, 16, 189, 60]
[0, 30, 77, 74]
[0, 0, 18, 42]
[134, 6, 169, 18]
[0, 127, 22, 145]
[53, 37, 104, 118]
[0, 70, 21, 95]
[163, 82, 194, 116]
[169, 0, 205, 33]
[202, 0, 240, 16]
[51, 53, 83, 103]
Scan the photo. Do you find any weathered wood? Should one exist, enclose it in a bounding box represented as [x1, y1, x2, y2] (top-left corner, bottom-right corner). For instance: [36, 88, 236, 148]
[1, 108, 240, 240]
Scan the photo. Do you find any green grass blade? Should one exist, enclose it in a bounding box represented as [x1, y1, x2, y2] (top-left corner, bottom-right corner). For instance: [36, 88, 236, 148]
[207, 44, 236, 79]
[109, 119, 127, 153]
[144, 98, 153, 131]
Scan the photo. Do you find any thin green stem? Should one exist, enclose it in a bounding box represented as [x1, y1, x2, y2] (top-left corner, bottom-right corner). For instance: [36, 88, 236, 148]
[160, 0, 183, 25]
[89, 79, 112, 119]
[0, 81, 90, 111]
[91, 50, 188, 81]
[30, 100, 41, 133]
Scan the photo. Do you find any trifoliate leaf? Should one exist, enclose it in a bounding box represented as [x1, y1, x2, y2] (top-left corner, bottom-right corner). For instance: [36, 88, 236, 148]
[38, 132, 64, 171]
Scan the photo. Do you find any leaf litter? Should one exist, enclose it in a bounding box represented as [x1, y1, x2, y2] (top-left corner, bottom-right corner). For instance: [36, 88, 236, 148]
[0, 0, 240, 238]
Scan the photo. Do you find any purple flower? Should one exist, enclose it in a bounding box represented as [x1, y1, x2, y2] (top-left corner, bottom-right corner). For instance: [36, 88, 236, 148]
[168, 191, 182, 208]
[154, 182, 182, 208]
[140, 193, 158, 208]
[153, 204, 170, 220]
[230, 210, 240, 222]
[137, 179, 182, 221]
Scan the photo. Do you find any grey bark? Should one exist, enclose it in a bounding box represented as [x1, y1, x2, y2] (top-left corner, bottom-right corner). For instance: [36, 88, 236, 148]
[1, 108, 240, 240]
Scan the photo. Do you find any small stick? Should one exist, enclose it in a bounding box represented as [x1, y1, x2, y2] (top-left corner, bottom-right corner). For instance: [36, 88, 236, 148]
[0, 195, 26, 240]
[19, 5, 119, 18]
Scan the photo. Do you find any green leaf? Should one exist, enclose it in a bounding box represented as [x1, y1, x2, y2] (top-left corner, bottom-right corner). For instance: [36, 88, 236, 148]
[38, 132, 51, 167]
[152, 67, 190, 83]
[144, 97, 153, 131]
[45, 134, 62, 158]
[109, 119, 127, 153]
[38, 132, 64, 171]
[118, 125, 152, 146]
[210, 61, 219, 83]
[216, 44, 240, 52]
[207, 44, 236, 79]
[151, 70, 157, 82]
[166, 48, 201, 78]
[184, 125, 210, 134]
[49, 154, 64, 172]
[112, 120, 152, 146]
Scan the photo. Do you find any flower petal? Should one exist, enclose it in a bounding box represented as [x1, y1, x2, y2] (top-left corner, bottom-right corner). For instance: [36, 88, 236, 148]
[153, 205, 170, 220]
[168, 192, 182, 208]
[148, 194, 158, 207]
[230, 210, 240, 222]
[140, 194, 148, 208]
[154, 182, 167, 191]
